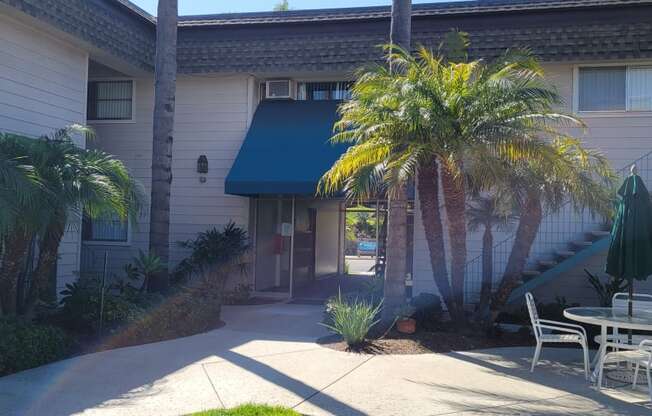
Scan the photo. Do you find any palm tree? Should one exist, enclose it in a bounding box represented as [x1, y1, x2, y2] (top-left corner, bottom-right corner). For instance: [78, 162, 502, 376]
[149, 0, 178, 292]
[0, 128, 142, 315]
[383, 0, 412, 323]
[467, 194, 516, 318]
[321, 45, 601, 322]
[273, 0, 289, 11]
[0, 134, 44, 315]
[473, 138, 615, 317]
[26, 129, 142, 311]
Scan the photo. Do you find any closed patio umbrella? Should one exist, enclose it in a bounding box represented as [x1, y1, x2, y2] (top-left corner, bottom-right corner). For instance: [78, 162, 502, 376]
[605, 165, 652, 320]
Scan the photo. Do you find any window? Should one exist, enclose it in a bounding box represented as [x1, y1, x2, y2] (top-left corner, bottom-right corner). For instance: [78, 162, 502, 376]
[82, 214, 129, 243]
[87, 80, 134, 121]
[577, 66, 652, 112]
[628, 67, 652, 111]
[297, 82, 352, 101]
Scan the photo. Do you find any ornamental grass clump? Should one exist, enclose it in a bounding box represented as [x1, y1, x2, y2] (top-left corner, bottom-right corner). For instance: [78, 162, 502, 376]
[323, 291, 381, 347]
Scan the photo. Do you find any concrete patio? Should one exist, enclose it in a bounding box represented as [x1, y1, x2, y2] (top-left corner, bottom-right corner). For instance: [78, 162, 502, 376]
[1, 303, 650, 416]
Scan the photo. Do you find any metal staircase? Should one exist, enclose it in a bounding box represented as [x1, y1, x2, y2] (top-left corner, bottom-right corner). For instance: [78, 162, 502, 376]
[463, 149, 652, 305]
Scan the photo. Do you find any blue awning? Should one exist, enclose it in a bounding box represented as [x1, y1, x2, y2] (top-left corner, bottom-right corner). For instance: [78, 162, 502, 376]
[225, 100, 348, 196]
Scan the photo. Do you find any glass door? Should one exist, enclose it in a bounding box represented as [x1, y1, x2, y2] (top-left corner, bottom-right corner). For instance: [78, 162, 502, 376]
[254, 198, 292, 293]
[291, 199, 316, 291]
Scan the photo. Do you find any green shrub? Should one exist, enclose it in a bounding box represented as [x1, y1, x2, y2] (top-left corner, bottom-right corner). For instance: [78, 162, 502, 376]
[394, 303, 416, 320]
[0, 317, 71, 376]
[411, 293, 443, 331]
[110, 282, 223, 347]
[223, 283, 252, 305]
[57, 278, 144, 333]
[585, 269, 627, 307]
[176, 222, 249, 282]
[322, 292, 381, 346]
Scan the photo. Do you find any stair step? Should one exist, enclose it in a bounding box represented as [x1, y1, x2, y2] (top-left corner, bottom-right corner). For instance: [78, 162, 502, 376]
[538, 260, 557, 268]
[591, 230, 611, 238]
[556, 250, 576, 258]
[572, 240, 593, 248]
[522, 270, 541, 277]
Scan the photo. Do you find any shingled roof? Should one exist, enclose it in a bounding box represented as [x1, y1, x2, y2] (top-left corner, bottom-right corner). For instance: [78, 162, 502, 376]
[177, 0, 652, 26]
[177, 0, 652, 73]
[2, 0, 652, 74]
[0, 0, 156, 71]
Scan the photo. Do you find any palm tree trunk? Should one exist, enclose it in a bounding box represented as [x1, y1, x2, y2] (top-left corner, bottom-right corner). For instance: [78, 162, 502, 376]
[0, 230, 31, 315]
[390, 0, 412, 50]
[25, 216, 66, 312]
[476, 225, 493, 319]
[417, 157, 460, 320]
[384, 184, 408, 321]
[381, 0, 412, 323]
[148, 0, 178, 292]
[491, 192, 542, 318]
[441, 163, 467, 309]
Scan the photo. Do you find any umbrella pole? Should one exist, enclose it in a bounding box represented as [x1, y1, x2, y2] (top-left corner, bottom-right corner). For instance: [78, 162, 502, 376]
[628, 280, 633, 345]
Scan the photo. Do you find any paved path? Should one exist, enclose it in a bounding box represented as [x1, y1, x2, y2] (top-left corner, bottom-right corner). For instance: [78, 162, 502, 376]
[1, 303, 651, 416]
[345, 256, 376, 276]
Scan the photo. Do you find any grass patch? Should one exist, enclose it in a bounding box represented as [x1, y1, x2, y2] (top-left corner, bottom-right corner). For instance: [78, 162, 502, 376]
[190, 404, 300, 416]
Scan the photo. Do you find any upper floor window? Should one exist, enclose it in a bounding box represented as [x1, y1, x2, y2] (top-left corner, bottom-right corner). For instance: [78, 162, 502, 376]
[578, 66, 652, 112]
[87, 80, 134, 121]
[297, 82, 352, 101]
[82, 214, 129, 243]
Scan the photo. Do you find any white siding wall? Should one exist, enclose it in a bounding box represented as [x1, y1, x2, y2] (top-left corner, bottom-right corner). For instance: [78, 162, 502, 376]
[0, 15, 89, 293]
[83, 75, 252, 278]
[412, 62, 652, 302]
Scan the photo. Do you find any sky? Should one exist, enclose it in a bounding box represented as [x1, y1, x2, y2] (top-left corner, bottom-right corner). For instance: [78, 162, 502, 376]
[130, 0, 461, 16]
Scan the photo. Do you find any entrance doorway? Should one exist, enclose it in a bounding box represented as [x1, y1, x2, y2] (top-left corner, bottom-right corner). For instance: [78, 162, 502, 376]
[344, 201, 386, 278]
[252, 197, 414, 300]
[252, 197, 344, 297]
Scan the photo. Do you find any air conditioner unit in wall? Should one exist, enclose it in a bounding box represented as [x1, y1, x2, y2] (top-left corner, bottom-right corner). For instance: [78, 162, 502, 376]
[265, 80, 296, 100]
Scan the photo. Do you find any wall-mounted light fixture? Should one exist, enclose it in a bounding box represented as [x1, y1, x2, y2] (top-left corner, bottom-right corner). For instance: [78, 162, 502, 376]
[197, 155, 208, 174]
[197, 155, 208, 183]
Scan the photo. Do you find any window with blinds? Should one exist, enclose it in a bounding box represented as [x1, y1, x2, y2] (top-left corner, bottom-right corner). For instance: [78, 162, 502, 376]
[578, 66, 652, 112]
[296, 82, 352, 101]
[82, 214, 129, 243]
[87, 80, 134, 121]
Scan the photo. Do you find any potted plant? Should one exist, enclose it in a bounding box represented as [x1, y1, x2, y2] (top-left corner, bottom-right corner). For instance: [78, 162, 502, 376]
[394, 304, 417, 334]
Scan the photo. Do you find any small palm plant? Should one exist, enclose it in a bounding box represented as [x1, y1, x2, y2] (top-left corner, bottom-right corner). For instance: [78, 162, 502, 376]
[133, 250, 164, 292]
[0, 127, 142, 315]
[176, 222, 249, 291]
[467, 195, 517, 318]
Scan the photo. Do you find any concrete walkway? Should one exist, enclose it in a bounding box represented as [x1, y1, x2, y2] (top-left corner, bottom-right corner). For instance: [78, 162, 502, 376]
[1, 303, 651, 416]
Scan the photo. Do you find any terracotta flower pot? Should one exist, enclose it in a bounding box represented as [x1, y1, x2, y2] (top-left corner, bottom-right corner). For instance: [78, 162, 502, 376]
[396, 318, 416, 334]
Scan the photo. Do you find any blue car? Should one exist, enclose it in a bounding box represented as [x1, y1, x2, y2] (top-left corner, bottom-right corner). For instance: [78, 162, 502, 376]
[357, 240, 377, 257]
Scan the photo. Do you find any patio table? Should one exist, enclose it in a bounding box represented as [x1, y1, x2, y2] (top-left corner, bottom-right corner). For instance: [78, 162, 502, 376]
[564, 306, 652, 382]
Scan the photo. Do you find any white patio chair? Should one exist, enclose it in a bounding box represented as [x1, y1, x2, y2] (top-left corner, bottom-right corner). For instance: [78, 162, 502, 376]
[593, 293, 652, 352]
[597, 340, 652, 401]
[526, 292, 590, 379]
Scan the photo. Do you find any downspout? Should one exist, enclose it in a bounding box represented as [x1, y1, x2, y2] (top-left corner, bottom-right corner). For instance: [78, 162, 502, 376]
[246, 74, 257, 290]
[246, 75, 257, 128]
